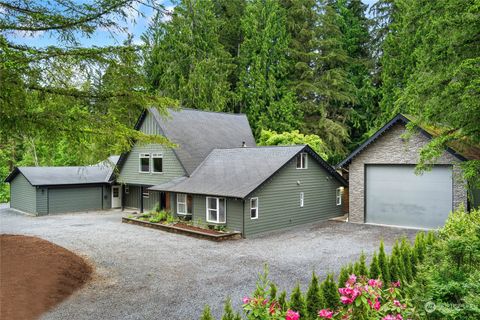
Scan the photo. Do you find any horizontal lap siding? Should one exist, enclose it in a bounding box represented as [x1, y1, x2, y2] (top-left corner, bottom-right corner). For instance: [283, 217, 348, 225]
[244, 155, 343, 237]
[10, 173, 36, 214]
[190, 195, 243, 232]
[48, 186, 103, 213]
[119, 112, 186, 185]
[36, 188, 48, 215]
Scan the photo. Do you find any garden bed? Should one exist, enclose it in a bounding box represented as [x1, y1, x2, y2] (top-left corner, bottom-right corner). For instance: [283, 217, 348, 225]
[122, 217, 242, 241]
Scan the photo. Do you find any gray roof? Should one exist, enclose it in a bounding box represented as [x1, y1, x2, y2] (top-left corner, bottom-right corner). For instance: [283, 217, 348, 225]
[150, 145, 346, 198]
[5, 156, 119, 186]
[149, 107, 256, 175]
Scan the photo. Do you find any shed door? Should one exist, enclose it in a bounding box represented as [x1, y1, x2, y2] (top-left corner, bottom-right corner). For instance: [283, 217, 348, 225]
[366, 165, 452, 229]
[48, 186, 103, 214]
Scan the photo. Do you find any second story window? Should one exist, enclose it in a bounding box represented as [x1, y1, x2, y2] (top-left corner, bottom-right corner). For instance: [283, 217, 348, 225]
[152, 153, 163, 173]
[296, 152, 307, 169]
[139, 153, 150, 173]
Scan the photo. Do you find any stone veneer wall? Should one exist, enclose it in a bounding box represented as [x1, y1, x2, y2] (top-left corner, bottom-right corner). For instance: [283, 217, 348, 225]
[348, 123, 467, 223]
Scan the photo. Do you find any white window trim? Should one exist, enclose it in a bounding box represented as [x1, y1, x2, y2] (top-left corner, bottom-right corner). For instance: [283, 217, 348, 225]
[177, 193, 191, 215]
[206, 197, 226, 224]
[296, 152, 308, 169]
[250, 197, 259, 220]
[151, 153, 164, 174]
[336, 188, 343, 206]
[139, 153, 150, 173]
[300, 192, 304, 207]
[142, 190, 150, 198]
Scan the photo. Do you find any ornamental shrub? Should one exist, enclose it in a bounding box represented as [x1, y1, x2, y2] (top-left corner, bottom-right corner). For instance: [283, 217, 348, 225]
[289, 283, 306, 318]
[278, 290, 287, 312]
[337, 266, 349, 288]
[200, 305, 214, 320]
[369, 251, 381, 279]
[305, 272, 322, 320]
[357, 251, 368, 277]
[221, 298, 241, 320]
[320, 274, 339, 310]
[400, 238, 413, 282]
[413, 232, 426, 263]
[378, 240, 390, 283]
[270, 282, 278, 300]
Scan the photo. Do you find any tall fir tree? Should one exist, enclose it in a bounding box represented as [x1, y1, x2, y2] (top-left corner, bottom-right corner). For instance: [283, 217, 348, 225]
[221, 298, 240, 320]
[369, 251, 381, 279]
[320, 274, 339, 310]
[337, 266, 350, 288]
[238, 0, 300, 136]
[278, 290, 288, 312]
[378, 240, 390, 283]
[144, 0, 233, 111]
[357, 251, 368, 277]
[289, 283, 306, 318]
[200, 305, 215, 320]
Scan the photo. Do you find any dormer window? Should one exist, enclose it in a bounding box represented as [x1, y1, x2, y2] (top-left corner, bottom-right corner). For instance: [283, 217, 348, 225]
[296, 152, 307, 169]
[139, 153, 150, 173]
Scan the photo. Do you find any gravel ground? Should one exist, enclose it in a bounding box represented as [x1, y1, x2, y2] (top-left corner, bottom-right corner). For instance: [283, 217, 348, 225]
[0, 207, 418, 320]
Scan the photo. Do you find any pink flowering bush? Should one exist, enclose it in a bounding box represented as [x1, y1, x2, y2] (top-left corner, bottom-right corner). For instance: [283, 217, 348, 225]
[242, 294, 300, 320]
[317, 274, 414, 320]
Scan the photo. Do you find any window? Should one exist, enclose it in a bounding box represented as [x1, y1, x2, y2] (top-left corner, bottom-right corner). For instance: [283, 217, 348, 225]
[177, 193, 193, 215]
[300, 192, 304, 207]
[206, 197, 226, 223]
[296, 152, 307, 169]
[113, 187, 119, 198]
[139, 153, 150, 173]
[336, 188, 343, 206]
[142, 189, 149, 198]
[125, 185, 129, 194]
[152, 153, 163, 173]
[250, 197, 258, 219]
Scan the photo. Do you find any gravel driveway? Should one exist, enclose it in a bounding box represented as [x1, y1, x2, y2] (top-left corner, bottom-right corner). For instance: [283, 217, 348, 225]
[0, 207, 417, 319]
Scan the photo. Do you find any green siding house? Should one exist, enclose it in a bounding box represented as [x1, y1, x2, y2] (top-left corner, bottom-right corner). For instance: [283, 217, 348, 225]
[118, 108, 347, 237]
[5, 157, 119, 215]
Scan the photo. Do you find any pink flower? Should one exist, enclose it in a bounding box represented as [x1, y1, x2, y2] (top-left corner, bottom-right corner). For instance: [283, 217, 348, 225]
[396, 315, 403, 320]
[382, 315, 396, 320]
[338, 287, 353, 296]
[368, 279, 383, 288]
[374, 299, 381, 311]
[242, 296, 250, 304]
[262, 298, 269, 306]
[351, 288, 362, 299]
[340, 296, 354, 304]
[285, 309, 300, 320]
[318, 309, 333, 319]
[346, 274, 357, 286]
[392, 280, 401, 288]
[394, 300, 401, 307]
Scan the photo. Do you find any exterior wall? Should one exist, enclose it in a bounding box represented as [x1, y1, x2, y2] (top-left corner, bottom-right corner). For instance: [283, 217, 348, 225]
[143, 189, 161, 212]
[36, 187, 48, 215]
[243, 153, 343, 237]
[124, 185, 141, 209]
[170, 194, 244, 232]
[348, 123, 468, 223]
[47, 186, 103, 214]
[119, 112, 186, 186]
[103, 185, 111, 209]
[10, 173, 36, 214]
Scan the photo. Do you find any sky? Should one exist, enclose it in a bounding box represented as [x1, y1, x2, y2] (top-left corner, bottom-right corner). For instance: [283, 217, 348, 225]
[9, 0, 377, 49]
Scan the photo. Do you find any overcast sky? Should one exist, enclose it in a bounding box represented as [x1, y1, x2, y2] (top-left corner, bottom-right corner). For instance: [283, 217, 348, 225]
[10, 0, 377, 48]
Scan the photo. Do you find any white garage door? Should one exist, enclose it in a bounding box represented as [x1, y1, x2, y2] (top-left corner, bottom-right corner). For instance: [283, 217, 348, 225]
[366, 165, 452, 229]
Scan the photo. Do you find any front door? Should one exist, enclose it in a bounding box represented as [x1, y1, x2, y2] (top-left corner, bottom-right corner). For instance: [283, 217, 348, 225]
[112, 186, 122, 208]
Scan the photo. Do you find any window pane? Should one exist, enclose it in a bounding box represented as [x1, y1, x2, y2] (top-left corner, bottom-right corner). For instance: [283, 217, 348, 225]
[178, 203, 186, 213]
[208, 209, 217, 222]
[141, 158, 150, 172]
[113, 188, 119, 197]
[187, 195, 193, 213]
[153, 157, 163, 172]
[296, 154, 302, 168]
[178, 193, 186, 203]
[208, 198, 217, 210]
[219, 199, 225, 222]
[251, 208, 257, 218]
[251, 198, 257, 208]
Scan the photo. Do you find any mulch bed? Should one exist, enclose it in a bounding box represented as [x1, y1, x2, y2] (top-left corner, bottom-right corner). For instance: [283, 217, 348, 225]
[0, 234, 92, 320]
[173, 222, 224, 235]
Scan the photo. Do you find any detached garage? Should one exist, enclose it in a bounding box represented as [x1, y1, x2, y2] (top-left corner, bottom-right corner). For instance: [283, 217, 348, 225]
[5, 157, 119, 215]
[338, 114, 478, 229]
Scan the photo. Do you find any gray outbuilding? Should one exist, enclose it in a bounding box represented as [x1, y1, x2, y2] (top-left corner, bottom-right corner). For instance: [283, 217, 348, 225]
[5, 157, 119, 215]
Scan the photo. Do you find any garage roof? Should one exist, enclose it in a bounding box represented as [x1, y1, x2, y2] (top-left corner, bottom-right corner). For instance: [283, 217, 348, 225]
[150, 145, 347, 198]
[4, 156, 119, 186]
[337, 114, 476, 168]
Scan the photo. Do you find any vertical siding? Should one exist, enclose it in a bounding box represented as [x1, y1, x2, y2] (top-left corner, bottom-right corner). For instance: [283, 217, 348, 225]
[189, 194, 243, 232]
[124, 185, 141, 209]
[143, 189, 161, 212]
[10, 173, 36, 214]
[119, 112, 186, 185]
[103, 185, 111, 209]
[243, 154, 343, 237]
[48, 186, 103, 213]
[36, 188, 48, 215]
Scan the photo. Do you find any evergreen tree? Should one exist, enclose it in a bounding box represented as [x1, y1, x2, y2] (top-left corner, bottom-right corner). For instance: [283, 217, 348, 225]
[389, 251, 403, 284]
[337, 266, 350, 288]
[145, 0, 233, 111]
[400, 237, 413, 282]
[378, 240, 390, 282]
[306, 272, 323, 320]
[320, 274, 339, 310]
[391, 240, 406, 281]
[238, 0, 300, 135]
[269, 282, 278, 300]
[369, 251, 381, 279]
[414, 232, 426, 263]
[200, 305, 215, 320]
[357, 251, 368, 277]
[278, 290, 288, 312]
[289, 283, 306, 317]
[221, 298, 236, 320]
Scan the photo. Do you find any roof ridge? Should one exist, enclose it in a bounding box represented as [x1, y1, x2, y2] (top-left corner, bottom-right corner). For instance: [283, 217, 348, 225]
[168, 107, 248, 117]
[210, 145, 307, 151]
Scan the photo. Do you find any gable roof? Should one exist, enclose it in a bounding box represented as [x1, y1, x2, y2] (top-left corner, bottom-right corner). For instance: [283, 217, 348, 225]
[337, 113, 472, 168]
[5, 156, 119, 186]
[138, 107, 257, 175]
[149, 145, 347, 198]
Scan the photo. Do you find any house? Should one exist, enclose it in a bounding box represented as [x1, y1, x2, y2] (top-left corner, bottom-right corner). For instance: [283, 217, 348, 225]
[337, 114, 480, 229]
[5, 156, 119, 215]
[117, 108, 347, 237]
